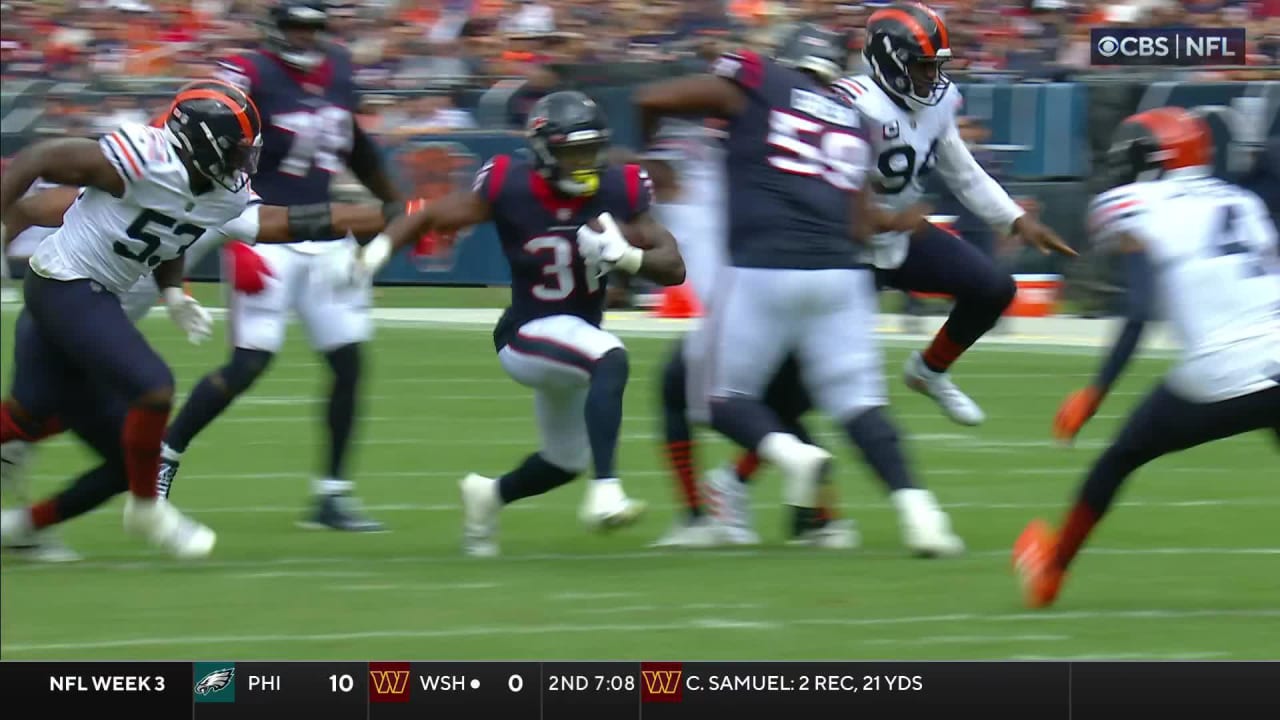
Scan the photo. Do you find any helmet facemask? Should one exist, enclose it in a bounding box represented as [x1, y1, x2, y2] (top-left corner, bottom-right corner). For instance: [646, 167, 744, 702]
[532, 131, 609, 197]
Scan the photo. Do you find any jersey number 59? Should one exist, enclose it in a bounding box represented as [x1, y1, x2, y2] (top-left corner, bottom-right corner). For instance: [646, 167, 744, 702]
[766, 110, 869, 191]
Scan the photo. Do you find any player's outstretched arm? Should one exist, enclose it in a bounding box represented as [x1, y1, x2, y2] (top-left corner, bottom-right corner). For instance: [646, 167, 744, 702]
[1053, 232, 1152, 443]
[633, 74, 745, 145]
[250, 203, 403, 244]
[850, 186, 930, 242]
[0, 138, 125, 215]
[359, 190, 492, 275]
[0, 185, 80, 243]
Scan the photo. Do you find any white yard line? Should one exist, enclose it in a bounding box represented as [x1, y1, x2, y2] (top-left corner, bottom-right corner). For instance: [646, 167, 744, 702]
[6, 609, 1276, 654]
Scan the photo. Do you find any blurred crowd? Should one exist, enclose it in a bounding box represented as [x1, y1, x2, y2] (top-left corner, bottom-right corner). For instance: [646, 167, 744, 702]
[2, 0, 1278, 139]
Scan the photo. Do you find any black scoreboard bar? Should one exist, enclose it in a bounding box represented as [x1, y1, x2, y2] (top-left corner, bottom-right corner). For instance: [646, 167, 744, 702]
[3, 661, 1277, 719]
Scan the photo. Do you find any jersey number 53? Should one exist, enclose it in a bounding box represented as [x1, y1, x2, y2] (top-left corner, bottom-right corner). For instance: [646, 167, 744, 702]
[766, 110, 869, 191]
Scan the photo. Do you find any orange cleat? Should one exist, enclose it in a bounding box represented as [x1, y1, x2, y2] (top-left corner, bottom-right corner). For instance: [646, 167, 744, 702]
[1012, 520, 1065, 609]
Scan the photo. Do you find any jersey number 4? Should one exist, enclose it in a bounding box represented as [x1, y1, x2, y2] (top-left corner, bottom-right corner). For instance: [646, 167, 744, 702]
[1214, 205, 1277, 279]
[766, 110, 869, 191]
[113, 209, 205, 267]
[526, 234, 599, 301]
[273, 107, 354, 177]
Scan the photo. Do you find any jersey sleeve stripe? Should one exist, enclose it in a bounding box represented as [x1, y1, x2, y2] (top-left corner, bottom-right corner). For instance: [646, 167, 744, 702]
[116, 131, 149, 172]
[624, 164, 643, 211]
[487, 154, 511, 203]
[105, 133, 143, 181]
[101, 138, 137, 184]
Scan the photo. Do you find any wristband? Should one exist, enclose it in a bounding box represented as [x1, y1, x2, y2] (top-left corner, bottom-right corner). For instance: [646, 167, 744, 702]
[286, 203, 337, 240]
[614, 246, 644, 275]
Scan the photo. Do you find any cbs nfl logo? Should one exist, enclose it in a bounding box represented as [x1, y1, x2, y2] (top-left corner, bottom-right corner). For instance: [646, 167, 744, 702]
[1092, 28, 1245, 67]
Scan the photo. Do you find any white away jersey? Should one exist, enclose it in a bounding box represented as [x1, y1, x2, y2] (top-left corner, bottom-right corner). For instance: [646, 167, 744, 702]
[647, 120, 727, 308]
[29, 122, 260, 296]
[833, 75, 1024, 268]
[4, 178, 62, 258]
[1088, 171, 1280, 402]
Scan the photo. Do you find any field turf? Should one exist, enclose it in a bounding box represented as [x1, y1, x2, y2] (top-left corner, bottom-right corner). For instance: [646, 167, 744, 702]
[1, 288, 1277, 661]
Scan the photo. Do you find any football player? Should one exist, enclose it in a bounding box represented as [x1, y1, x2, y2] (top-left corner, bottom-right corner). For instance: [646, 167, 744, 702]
[631, 23, 966, 556]
[1015, 107, 1280, 608]
[0, 81, 349, 557]
[633, 122, 853, 549]
[357, 91, 686, 557]
[0, 178, 400, 561]
[157, 0, 402, 531]
[834, 3, 1075, 426]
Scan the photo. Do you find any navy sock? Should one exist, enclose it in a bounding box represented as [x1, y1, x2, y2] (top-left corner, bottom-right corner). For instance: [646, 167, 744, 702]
[32, 462, 128, 528]
[324, 343, 362, 480]
[585, 348, 629, 479]
[165, 348, 271, 453]
[498, 453, 578, 504]
[710, 395, 784, 453]
[843, 407, 916, 493]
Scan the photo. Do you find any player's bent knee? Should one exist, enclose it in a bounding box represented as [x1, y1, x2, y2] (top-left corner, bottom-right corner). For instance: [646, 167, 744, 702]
[325, 343, 362, 383]
[592, 348, 630, 386]
[221, 348, 275, 396]
[990, 272, 1018, 310]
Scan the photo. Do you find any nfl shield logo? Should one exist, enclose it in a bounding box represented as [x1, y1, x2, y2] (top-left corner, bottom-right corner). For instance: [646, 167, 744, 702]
[883, 121, 900, 140]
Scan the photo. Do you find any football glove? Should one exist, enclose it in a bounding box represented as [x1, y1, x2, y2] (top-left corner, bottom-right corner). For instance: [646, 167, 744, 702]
[576, 212, 642, 278]
[1052, 386, 1104, 443]
[162, 287, 213, 345]
[224, 241, 274, 295]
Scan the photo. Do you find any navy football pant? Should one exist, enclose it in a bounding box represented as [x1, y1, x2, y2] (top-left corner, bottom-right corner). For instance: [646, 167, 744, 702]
[877, 222, 1016, 369]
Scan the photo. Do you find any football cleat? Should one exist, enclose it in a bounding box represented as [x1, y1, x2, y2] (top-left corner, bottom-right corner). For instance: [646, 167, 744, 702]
[788, 518, 861, 550]
[460, 473, 500, 557]
[703, 464, 761, 546]
[4, 528, 82, 563]
[891, 488, 965, 558]
[903, 351, 986, 426]
[123, 496, 216, 559]
[156, 457, 180, 499]
[579, 479, 646, 532]
[649, 514, 729, 548]
[299, 493, 386, 532]
[1013, 519, 1065, 609]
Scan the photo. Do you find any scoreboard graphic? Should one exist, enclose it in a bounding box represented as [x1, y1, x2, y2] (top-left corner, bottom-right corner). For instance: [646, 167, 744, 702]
[4, 660, 1278, 718]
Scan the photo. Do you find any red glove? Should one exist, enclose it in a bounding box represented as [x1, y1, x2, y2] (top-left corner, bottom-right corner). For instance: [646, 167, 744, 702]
[1052, 386, 1104, 443]
[223, 241, 274, 295]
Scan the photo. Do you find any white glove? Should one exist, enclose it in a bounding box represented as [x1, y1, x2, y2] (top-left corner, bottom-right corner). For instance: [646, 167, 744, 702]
[357, 233, 394, 281]
[162, 287, 212, 345]
[576, 212, 643, 278]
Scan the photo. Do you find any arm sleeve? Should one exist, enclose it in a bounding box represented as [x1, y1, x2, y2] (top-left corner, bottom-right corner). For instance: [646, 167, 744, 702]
[472, 154, 511, 207]
[622, 163, 655, 221]
[1092, 250, 1154, 392]
[1086, 188, 1149, 248]
[216, 198, 264, 244]
[214, 55, 255, 95]
[932, 121, 1026, 233]
[709, 50, 766, 93]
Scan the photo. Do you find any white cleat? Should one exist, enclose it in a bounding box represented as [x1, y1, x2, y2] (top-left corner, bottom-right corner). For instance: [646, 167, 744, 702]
[460, 473, 501, 557]
[891, 488, 965, 558]
[703, 464, 761, 546]
[649, 515, 726, 548]
[903, 351, 986, 426]
[4, 528, 82, 562]
[788, 518, 861, 550]
[123, 496, 216, 559]
[579, 479, 647, 533]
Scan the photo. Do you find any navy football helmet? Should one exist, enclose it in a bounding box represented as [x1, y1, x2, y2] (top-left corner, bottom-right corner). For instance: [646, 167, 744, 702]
[166, 80, 263, 192]
[864, 3, 953, 108]
[263, 0, 329, 71]
[526, 91, 611, 197]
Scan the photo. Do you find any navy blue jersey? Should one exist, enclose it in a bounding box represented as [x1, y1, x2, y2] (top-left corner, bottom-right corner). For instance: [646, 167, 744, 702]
[215, 45, 360, 207]
[477, 155, 654, 349]
[712, 50, 870, 270]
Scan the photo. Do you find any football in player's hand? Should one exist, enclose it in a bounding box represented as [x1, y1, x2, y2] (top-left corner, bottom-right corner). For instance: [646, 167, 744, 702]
[585, 216, 654, 249]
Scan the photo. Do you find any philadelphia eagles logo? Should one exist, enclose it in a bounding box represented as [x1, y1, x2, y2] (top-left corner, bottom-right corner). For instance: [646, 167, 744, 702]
[195, 667, 234, 695]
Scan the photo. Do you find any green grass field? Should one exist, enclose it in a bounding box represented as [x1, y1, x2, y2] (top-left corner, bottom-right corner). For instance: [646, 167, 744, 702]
[1, 289, 1277, 661]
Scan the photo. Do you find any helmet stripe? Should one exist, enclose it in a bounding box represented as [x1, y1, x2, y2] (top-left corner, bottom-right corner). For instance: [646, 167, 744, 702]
[1129, 107, 1212, 171]
[868, 8, 937, 57]
[912, 3, 950, 50]
[171, 82, 259, 141]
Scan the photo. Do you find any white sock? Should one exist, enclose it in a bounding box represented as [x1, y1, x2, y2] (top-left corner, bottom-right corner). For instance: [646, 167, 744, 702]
[160, 443, 182, 462]
[313, 477, 353, 496]
[756, 432, 804, 467]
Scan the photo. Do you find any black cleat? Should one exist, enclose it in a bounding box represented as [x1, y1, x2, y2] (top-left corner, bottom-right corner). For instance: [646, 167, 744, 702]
[298, 494, 386, 532]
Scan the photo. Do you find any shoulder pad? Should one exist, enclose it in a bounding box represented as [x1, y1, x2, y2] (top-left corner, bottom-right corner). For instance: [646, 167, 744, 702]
[1087, 186, 1147, 236]
[99, 123, 172, 186]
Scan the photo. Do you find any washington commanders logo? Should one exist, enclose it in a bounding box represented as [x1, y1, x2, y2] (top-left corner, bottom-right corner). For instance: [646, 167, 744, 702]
[640, 662, 684, 703]
[396, 140, 480, 272]
[369, 662, 411, 703]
